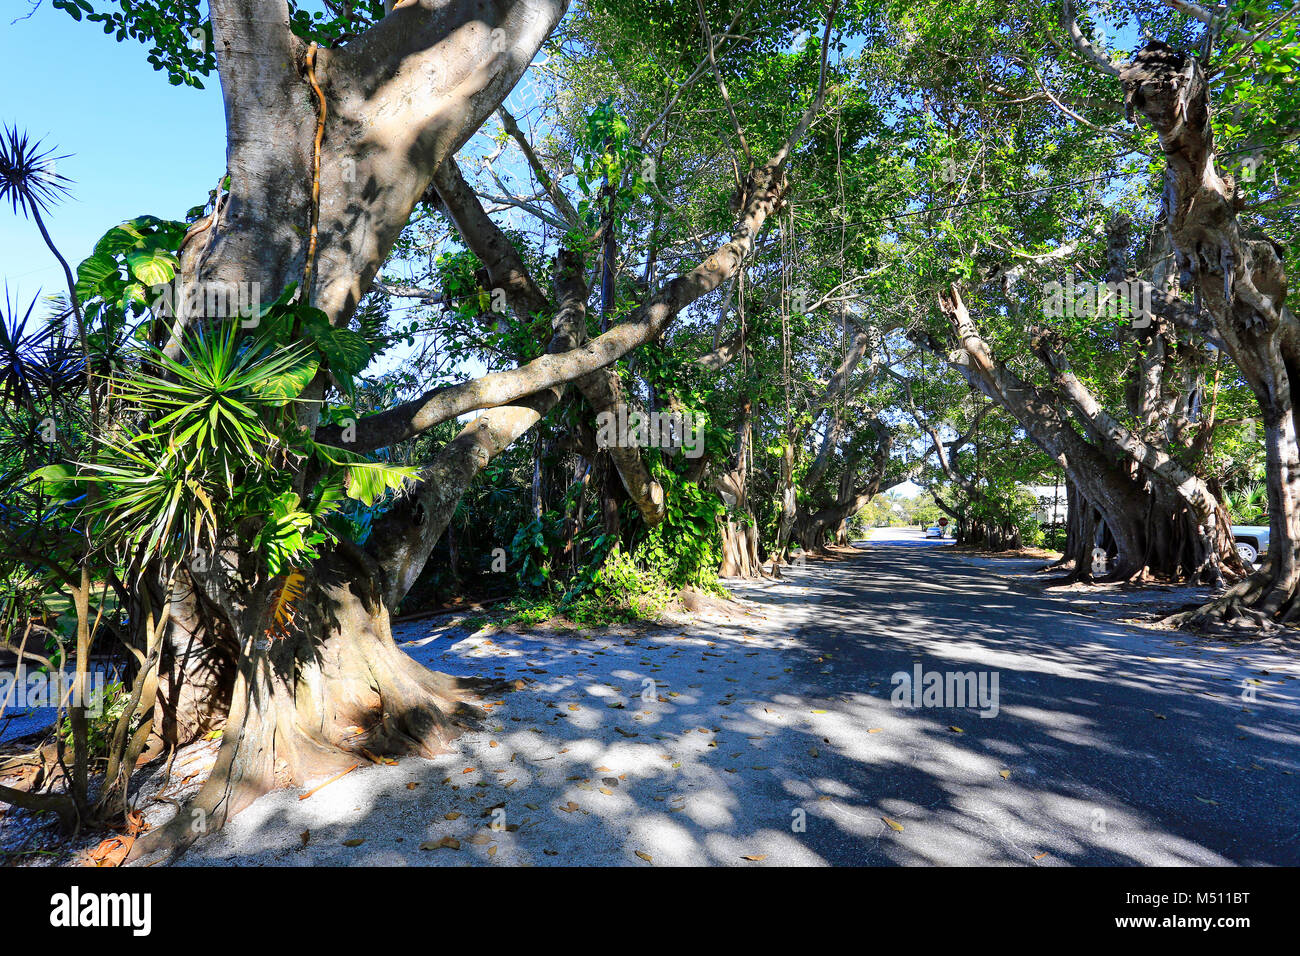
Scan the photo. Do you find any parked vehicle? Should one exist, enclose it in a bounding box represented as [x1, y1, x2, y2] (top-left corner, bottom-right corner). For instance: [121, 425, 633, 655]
[1231, 525, 1269, 565]
[925, 526, 944, 538]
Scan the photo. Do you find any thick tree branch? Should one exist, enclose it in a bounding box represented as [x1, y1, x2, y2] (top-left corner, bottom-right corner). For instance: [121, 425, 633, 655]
[499, 105, 582, 226]
[1060, 0, 1121, 77]
[323, 144, 790, 453]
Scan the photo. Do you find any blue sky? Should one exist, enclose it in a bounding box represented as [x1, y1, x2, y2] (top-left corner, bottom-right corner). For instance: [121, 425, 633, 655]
[1, 2, 225, 302]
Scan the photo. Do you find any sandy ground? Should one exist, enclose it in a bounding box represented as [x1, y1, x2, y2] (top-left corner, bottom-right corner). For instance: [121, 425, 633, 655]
[168, 572, 839, 866]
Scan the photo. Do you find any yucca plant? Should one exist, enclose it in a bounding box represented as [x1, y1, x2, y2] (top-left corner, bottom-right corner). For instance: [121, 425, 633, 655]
[74, 323, 310, 570]
[0, 291, 79, 412]
[0, 126, 71, 219]
[0, 128, 88, 361]
[110, 322, 315, 484]
[76, 320, 414, 577]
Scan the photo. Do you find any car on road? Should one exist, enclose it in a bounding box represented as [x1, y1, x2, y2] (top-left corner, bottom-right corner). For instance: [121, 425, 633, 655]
[924, 526, 944, 538]
[1232, 525, 1269, 565]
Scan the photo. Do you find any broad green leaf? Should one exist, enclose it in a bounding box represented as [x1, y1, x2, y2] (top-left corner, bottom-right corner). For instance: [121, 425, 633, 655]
[250, 355, 319, 402]
[75, 251, 119, 300]
[125, 247, 178, 287]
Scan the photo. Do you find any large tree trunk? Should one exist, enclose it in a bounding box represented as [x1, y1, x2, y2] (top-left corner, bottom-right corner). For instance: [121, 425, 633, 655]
[770, 439, 798, 572]
[715, 413, 764, 578]
[117, 0, 836, 858]
[130, 555, 486, 861]
[1121, 42, 1298, 628]
[1032, 329, 1233, 585]
[121, 1, 572, 859]
[929, 286, 1154, 579]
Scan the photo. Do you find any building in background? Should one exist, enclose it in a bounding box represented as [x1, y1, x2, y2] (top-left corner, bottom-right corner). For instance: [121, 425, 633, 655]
[1022, 484, 1068, 525]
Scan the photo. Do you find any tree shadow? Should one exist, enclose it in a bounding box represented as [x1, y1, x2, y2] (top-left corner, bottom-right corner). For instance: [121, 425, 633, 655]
[166, 543, 1300, 867]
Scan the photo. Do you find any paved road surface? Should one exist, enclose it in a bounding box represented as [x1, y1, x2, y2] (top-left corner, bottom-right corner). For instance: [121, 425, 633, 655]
[173, 527, 1300, 866]
[762, 528, 1300, 865]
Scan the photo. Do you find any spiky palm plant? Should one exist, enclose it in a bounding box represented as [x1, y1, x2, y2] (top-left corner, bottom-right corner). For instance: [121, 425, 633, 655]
[1226, 483, 1268, 525]
[79, 322, 313, 568]
[0, 289, 85, 413]
[80, 320, 414, 578]
[0, 127, 94, 414]
[0, 126, 71, 219]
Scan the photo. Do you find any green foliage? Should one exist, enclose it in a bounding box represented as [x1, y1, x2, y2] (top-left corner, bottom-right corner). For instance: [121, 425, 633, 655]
[54, 0, 214, 87]
[912, 497, 944, 528]
[574, 101, 658, 226]
[57, 680, 131, 760]
[1041, 526, 1067, 553]
[50, 210, 419, 579]
[567, 546, 670, 625]
[74, 314, 413, 575]
[74, 215, 189, 368]
[1226, 483, 1268, 525]
[508, 512, 565, 591]
[634, 460, 727, 592]
[53, 0, 402, 88]
[255, 283, 379, 399]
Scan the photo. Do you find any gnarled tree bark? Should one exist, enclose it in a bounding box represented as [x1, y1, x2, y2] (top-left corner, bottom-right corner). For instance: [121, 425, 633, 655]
[1122, 40, 1297, 627]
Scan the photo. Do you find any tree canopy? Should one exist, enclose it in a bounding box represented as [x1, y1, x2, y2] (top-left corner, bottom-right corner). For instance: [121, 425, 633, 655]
[1, 0, 1297, 854]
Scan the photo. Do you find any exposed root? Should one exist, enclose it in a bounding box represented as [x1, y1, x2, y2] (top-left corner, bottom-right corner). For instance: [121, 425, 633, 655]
[1159, 572, 1280, 633]
[125, 578, 500, 865]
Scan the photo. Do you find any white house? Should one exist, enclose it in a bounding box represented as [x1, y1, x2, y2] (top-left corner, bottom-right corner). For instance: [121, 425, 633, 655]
[1022, 484, 1068, 525]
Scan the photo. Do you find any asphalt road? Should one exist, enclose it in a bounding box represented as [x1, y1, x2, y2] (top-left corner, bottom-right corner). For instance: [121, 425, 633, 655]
[171, 527, 1300, 867]
[763, 528, 1300, 865]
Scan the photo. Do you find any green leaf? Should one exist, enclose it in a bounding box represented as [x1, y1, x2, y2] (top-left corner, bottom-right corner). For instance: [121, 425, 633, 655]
[303, 316, 373, 378]
[250, 355, 319, 402]
[343, 461, 418, 506]
[29, 463, 79, 501]
[125, 247, 178, 287]
[75, 251, 119, 301]
[93, 222, 150, 257]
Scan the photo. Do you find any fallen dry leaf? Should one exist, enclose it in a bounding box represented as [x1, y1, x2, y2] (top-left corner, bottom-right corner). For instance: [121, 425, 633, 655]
[741, 854, 768, 861]
[87, 836, 133, 867]
[634, 850, 653, 863]
[419, 837, 460, 850]
[882, 817, 905, 832]
[341, 838, 365, 847]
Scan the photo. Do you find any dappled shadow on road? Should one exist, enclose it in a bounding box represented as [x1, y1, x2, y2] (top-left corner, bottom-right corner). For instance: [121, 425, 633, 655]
[171, 544, 1300, 867]
[785, 545, 1300, 866]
